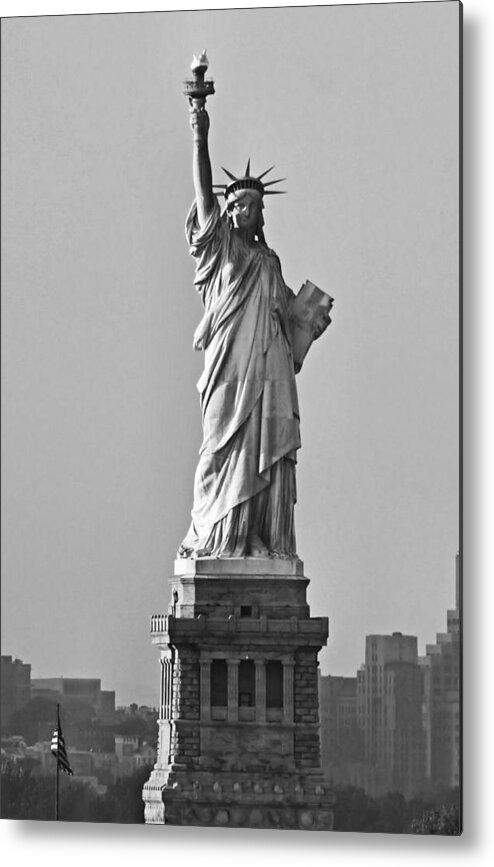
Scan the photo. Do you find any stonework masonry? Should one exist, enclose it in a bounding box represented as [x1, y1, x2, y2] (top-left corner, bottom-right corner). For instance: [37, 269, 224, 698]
[142, 558, 334, 830]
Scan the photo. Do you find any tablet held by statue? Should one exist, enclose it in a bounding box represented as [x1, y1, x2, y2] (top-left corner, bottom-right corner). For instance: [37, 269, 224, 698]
[290, 280, 334, 372]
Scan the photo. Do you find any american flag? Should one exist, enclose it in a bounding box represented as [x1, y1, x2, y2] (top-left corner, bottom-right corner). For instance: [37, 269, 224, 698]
[51, 709, 73, 776]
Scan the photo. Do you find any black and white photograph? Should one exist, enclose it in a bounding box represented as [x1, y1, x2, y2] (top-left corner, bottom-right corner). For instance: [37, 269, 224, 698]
[1, 0, 468, 854]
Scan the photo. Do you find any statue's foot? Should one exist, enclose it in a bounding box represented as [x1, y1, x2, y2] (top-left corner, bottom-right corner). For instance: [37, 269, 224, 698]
[178, 545, 212, 559]
[177, 545, 193, 559]
[246, 534, 270, 557]
[270, 549, 300, 560]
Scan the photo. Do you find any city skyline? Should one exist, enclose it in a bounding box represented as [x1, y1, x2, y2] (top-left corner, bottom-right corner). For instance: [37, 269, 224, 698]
[1, 554, 460, 709]
[3, 557, 459, 709]
[1, 4, 460, 708]
[2, 571, 460, 815]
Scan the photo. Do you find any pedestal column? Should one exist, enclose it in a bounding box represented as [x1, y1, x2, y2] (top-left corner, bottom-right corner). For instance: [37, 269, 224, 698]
[255, 659, 266, 722]
[283, 659, 295, 723]
[200, 658, 211, 721]
[227, 658, 239, 722]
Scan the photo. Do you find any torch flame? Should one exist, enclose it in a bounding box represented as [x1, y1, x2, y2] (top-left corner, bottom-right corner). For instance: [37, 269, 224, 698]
[191, 50, 209, 73]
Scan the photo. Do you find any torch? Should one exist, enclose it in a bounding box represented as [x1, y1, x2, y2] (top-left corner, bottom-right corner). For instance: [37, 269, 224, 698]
[183, 50, 215, 111]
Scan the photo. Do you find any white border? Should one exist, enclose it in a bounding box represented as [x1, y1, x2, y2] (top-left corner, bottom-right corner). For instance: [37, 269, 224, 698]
[1, 0, 492, 863]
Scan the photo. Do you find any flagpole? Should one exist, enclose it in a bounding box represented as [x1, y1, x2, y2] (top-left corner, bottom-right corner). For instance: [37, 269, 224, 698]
[52, 700, 72, 818]
[55, 703, 60, 821]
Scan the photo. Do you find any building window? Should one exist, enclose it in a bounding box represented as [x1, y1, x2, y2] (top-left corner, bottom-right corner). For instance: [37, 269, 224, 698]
[240, 605, 252, 617]
[211, 659, 227, 706]
[238, 660, 255, 707]
[266, 661, 283, 708]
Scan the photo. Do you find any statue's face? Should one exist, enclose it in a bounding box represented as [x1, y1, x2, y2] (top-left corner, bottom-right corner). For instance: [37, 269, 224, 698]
[228, 192, 263, 232]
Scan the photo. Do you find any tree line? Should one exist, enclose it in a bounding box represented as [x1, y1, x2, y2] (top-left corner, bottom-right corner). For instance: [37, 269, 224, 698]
[331, 783, 460, 834]
[1, 761, 460, 833]
[1, 761, 150, 823]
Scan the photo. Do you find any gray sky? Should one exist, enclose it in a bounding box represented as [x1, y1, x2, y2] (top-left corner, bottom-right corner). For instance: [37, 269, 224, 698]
[1, 2, 460, 706]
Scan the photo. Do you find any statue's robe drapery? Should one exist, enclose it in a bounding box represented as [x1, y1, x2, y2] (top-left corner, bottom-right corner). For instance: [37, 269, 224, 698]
[179, 199, 301, 558]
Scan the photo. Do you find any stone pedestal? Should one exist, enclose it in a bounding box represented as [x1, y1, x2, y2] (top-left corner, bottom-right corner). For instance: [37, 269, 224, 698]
[142, 558, 334, 830]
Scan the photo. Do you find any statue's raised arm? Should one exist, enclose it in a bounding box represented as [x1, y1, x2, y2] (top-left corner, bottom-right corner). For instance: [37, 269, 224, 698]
[184, 51, 215, 228]
[190, 107, 215, 228]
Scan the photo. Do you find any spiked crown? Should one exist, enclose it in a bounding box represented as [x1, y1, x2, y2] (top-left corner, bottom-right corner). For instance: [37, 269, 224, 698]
[213, 160, 286, 202]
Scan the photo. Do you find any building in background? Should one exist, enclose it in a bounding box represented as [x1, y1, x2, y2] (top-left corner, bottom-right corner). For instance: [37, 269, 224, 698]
[320, 634, 425, 798]
[319, 555, 460, 800]
[319, 675, 363, 784]
[1, 656, 158, 790]
[31, 676, 116, 722]
[115, 734, 156, 776]
[356, 633, 425, 798]
[1, 656, 31, 732]
[420, 553, 461, 790]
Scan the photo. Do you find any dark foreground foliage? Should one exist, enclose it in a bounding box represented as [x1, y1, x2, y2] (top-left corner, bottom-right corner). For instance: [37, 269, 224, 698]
[331, 784, 461, 835]
[1, 761, 150, 823]
[410, 804, 461, 835]
[2, 763, 460, 833]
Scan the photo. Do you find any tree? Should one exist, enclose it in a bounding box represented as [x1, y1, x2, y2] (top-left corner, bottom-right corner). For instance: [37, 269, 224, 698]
[332, 785, 380, 832]
[1, 761, 55, 820]
[410, 804, 461, 835]
[373, 791, 408, 833]
[101, 766, 151, 823]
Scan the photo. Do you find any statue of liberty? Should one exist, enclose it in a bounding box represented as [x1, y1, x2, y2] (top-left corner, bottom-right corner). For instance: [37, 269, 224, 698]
[178, 54, 332, 560]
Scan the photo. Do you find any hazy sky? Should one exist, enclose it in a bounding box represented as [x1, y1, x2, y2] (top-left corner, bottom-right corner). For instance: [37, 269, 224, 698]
[1, 2, 460, 706]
